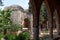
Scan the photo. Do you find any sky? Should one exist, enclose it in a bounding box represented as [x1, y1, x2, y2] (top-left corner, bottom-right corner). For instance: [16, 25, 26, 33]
[0, 0, 29, 9]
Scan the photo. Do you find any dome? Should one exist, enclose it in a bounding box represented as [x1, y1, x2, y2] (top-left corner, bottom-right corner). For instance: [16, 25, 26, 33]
[4, 5, 24, 11]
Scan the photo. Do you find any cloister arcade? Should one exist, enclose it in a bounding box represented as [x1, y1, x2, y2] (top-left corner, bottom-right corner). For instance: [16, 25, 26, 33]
[29, 0, 60, 40]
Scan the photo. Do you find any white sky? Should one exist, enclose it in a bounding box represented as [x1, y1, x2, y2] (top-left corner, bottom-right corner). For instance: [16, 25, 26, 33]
[0, 0, 29, 9]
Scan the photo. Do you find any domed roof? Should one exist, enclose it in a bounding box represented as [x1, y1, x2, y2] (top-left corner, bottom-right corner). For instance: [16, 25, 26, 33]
[4, 5, 24, 11]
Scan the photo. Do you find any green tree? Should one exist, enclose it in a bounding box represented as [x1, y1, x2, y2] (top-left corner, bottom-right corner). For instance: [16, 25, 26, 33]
[9, 24, 23, 32]
[0, 9, 11, 34]
[40, 2, 48, 24]
[0, 9, 23, 34]
[28, 2, 32, 13]
[0, 0, 3, 6]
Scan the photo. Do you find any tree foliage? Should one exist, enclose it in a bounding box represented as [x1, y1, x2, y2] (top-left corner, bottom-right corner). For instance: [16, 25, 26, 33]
[40, 2, 48, 24]
[0, 0, 3, 6]
[29, 2, 48, 24]
[28, 2, 32, 13]
[9, 24, 22, 32]
[0, 9, 23, 35]
[0, 9, 11, 33]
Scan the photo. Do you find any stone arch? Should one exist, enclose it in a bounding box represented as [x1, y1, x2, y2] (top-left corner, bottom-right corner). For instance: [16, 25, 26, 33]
[23, 18, 30, 28]
[30, 0, 60, 40]
[44, 0, 55, 38]
[39, 1, 49, 31]
[44, 0, 60, 40]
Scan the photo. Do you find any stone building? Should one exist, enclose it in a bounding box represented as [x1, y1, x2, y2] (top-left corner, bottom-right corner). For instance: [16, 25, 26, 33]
[4, 5, 33, 29]
[4, 5, 28, 26]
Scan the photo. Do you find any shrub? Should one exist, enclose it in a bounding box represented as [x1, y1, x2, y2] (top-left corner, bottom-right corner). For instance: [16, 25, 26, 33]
[4, 34, 16, 40]
[39, 35, 50, 40]
[9, 24, 23, 32]
[0, 34, 3, 40]
[16, 32, 30, 40]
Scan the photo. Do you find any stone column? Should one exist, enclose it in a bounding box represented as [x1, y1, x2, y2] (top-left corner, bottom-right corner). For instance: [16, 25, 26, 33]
[30, 14, 33, 39]
[44, 0, 54, 39]
[55, 9, 60, 35]
[30, 0, 43, 40]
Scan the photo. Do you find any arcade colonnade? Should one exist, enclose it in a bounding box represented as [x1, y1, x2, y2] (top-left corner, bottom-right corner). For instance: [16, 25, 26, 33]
[30, 0, 60, 40]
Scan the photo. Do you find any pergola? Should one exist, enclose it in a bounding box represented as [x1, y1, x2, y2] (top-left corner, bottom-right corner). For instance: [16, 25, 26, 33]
[30, 0, 60, 40]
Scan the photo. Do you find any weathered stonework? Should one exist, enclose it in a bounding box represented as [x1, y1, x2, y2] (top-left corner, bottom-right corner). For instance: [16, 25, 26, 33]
[4, 5, 33, 30]
[4, 5, 29, 27]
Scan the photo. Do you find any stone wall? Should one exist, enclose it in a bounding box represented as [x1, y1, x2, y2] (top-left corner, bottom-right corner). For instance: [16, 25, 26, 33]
[4, 5, 28, 26]
[4, 5, 33, 34]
